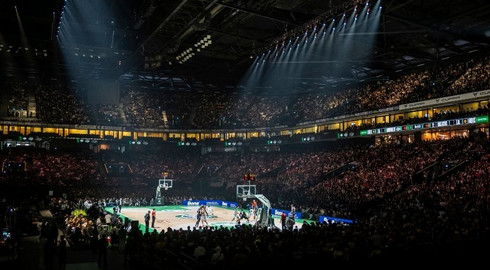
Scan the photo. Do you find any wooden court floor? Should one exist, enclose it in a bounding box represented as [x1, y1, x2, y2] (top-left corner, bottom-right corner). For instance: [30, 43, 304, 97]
[107, 205, 304, 232]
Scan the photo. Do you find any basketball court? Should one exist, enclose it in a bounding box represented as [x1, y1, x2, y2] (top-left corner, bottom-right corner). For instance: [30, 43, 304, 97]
[105, 205, 306, 232]
[107, 178, 307, 232]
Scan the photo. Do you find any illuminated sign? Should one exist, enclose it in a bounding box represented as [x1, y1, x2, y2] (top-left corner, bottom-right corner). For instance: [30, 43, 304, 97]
[476, 115, 489, 123]
[356, 115, 487, 137]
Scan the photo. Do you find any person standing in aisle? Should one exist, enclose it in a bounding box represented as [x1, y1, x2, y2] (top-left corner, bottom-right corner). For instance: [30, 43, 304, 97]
[144, 211, 150, 233]
[151, 208, 156, 228]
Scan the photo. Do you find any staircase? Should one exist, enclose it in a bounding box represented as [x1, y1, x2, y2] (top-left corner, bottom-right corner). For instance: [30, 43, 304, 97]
[27, 96, 37, 119]
[118, 103, 128, 125]
[162, 110, 169, 127]
[260, 165, 288, 178]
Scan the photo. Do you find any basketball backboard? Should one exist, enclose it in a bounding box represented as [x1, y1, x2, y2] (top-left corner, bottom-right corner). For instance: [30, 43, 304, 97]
[159, 179, 173, 189]
[236, 184, 256, 198]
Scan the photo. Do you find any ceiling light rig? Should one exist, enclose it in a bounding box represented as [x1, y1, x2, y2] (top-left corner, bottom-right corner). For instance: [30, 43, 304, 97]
[249, 0, 378, 58]
[176, 34, 212, 64]
[56, 0, 68, 38]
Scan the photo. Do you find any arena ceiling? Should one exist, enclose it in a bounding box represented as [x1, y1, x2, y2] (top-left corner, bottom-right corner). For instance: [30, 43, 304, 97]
[0, 0, 489, 93]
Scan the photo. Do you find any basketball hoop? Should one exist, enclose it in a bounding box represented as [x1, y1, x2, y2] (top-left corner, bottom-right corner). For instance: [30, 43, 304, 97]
[164, 184, 168, 191]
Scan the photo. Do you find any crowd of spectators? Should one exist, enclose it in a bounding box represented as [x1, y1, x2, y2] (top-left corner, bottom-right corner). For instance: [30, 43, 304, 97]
[0, 55, 489, 268]
[1, 57, 488, 129]
[33, 83, 92, 125]
[1, 135, 488, 219]
[0, 134, 488, 268]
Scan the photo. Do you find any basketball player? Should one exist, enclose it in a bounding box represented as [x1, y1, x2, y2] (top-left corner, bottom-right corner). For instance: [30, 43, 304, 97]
[195, 206, 202, 228]
[290, 204, 296, 220]
[198, 205, 209, 228]
[237, 209, 249, 225]
[231, 207, 240, 222]
[206, 205, 213, 217]
[251, 199, 258, 220]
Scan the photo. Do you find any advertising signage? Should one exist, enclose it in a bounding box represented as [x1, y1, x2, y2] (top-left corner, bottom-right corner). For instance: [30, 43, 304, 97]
[356, 115, 488, 136]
